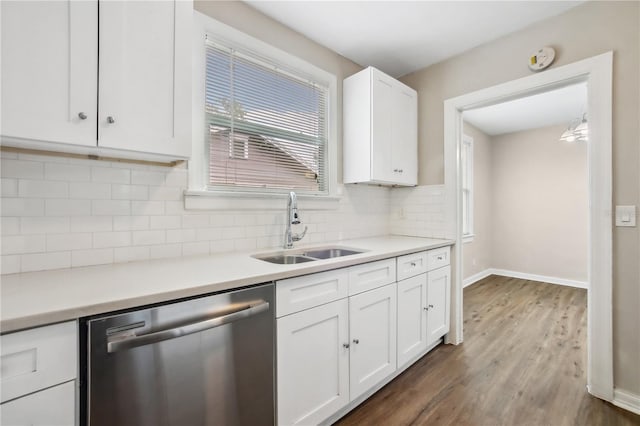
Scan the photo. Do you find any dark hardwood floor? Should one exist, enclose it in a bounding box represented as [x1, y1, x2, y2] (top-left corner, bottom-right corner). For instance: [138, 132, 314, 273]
[336, 275, 640, 426]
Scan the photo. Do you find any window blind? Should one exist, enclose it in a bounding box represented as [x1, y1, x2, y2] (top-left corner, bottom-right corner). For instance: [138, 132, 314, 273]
[205, 36, 329, 193]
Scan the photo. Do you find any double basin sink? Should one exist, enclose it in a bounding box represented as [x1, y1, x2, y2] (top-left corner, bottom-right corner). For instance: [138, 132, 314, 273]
[253, 246, 365, 265]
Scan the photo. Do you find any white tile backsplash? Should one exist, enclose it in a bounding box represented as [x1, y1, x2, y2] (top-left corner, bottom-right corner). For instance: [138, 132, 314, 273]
[0, 152, 450, 274]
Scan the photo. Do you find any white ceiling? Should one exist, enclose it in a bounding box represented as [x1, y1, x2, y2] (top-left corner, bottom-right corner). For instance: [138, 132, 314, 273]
[463, 82, 588, 136]
[244, 1, 583, 78]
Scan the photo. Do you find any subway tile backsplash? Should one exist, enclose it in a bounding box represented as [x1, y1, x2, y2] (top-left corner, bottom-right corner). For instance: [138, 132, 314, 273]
[3, 151, 447, 274]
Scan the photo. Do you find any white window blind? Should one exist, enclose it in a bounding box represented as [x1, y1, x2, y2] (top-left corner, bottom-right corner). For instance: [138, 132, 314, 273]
[205, 36, 329, 193]
[461, 136, 474, 238]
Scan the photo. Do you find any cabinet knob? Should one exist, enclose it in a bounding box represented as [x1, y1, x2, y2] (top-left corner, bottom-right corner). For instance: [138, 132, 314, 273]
[78, 112, 87, 120]
[107, 116, 115, 124]
[437, 256, 443, 260]
[393, 169, 399, 173]
[424, 306, 429, 311]
[353, 338, 359, 344]
[429, 304, 434, 308]
[410, 262, 417, 267]
[343, 343, 350, 349]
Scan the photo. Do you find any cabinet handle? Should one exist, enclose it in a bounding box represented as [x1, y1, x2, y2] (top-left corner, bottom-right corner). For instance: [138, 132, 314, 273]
[410, 262, 417, 267]
[78, 112, 87, 120]
[107, 116, 115, 124]
[399, 169, 403, 173]
[353, 338, 359, 344]
[343, 343, 350, 349]
[437, 256, 443, 260]
[424, 306, 429, 311]
[429, 304, 434, 309]
[393, 169, 399, 173]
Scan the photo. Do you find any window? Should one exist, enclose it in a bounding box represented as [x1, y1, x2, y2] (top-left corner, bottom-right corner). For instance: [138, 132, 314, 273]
[461, 135, 474, 242]
[204, 35, 329, 194]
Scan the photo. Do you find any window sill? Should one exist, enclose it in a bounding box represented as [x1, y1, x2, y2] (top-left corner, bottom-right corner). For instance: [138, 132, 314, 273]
[184, 190, 341, 211]
[462, 234, 475, 244]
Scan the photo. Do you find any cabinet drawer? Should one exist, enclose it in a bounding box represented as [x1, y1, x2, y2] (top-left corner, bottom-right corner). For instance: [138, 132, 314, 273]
[276, 269, 349, 317]
[1, 321, 77, 403]
[426, 246, 450, 271]
[0, 381, 75, 426]
[348, 259, 396, 295]
[396, 251, 428, 281]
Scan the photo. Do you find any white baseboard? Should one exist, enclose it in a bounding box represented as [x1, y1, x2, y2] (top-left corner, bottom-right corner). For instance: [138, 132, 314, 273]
[463, 269, 493, 288]
[613, 389, 640, 415]
[463, 268, 588, 289]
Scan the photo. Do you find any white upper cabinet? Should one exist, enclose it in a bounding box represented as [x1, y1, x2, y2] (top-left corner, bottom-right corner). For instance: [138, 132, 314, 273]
[98, 1, 191, 158]
[343, 66, 418, 186]
[1, 1, 98, 147]
[0, 0, 191, 161]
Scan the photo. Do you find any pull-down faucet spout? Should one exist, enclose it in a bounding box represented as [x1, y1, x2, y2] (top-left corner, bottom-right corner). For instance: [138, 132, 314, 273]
[285, 191, 307, 249]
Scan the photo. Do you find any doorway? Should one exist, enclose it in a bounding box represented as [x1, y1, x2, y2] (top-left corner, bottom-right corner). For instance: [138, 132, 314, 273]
[443, 52, 613, 401]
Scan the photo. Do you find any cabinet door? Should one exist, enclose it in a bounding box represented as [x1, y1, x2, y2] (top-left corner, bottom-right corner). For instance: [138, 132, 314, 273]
[349, 283, 397, 401]
[0, 381, 75, 426]
[370, 69, 395, 183]
[1, 0, 97, 146]
[277, 299, 349, 426]
[426, 265, 451, 346]
[392, 85, 418, 185]
[98, 0, 191, 158]
[397, 274, 428, 367]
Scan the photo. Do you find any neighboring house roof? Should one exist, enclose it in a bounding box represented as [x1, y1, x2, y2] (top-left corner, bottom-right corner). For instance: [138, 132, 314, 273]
[209, 125, 318, 176]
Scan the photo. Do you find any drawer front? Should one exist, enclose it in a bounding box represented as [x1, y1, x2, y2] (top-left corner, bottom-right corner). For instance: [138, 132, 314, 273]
[0, 381, 75, 426]
[396, 251, 428, 281]
[276, 269, 349, 317]
[426, 246, 450, 271]
[1, 321, 77, 403]
[348, 258, 396, 295]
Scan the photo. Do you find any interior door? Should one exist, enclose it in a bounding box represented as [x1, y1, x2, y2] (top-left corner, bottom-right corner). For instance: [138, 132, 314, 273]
[349, 283, 397, 401]
[1, 0, 97, 146]
[98, 0, 191, 157]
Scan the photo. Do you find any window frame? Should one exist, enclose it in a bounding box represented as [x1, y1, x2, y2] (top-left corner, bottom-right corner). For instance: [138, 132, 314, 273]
[188, 12, 338, 209]
[461, 134, 474, 243]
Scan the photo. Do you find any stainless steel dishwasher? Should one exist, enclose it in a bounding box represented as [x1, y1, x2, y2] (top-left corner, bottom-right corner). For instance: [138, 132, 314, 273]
[83, 283, 274, 426]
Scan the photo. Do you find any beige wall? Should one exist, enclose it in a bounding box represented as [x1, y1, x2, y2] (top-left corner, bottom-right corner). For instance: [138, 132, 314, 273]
[462, 122, 493, 279]
[402, 1, 640, 394]
[491, 125, 588, 281]
[194, 1, 363, 183]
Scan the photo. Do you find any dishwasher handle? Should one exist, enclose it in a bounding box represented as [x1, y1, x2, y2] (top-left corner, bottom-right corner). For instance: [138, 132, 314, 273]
[107, 300, 270, 353]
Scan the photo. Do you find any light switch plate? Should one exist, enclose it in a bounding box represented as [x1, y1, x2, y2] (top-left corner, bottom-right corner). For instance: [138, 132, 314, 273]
[615, 205, 636, 227]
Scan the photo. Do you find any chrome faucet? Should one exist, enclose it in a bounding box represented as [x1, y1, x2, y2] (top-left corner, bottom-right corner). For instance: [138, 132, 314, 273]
[284, 191, 308, 249]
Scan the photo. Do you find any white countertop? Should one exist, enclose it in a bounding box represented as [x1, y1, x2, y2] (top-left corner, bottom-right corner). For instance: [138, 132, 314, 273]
[0, 235, 453, 333]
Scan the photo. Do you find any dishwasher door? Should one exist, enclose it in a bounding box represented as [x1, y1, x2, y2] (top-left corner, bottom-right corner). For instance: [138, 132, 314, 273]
[86, 283, 274, 426]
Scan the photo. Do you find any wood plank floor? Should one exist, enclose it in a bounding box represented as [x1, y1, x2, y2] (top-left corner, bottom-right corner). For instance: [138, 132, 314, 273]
[336, 275, 640, 426]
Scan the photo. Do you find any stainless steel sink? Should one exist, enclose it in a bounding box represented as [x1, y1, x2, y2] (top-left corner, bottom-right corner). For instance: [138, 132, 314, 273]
[253, 246, 366, 264]
[257, 254, 316, 265]
[302, 248, 362, 259]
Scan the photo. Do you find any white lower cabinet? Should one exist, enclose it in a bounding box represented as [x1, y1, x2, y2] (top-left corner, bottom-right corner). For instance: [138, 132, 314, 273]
[426, 265, 451, 346]
[348, 283, 397, 400]
[0, 381, 75, 426]
[0, 321, 78, 425]
[277, 299, 350, 426]
[397, 274, 428, 367]
[277, 247, 451, 425]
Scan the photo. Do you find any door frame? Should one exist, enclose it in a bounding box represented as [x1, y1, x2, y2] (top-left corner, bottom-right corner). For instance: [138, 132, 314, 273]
[443, 52, 613, 401]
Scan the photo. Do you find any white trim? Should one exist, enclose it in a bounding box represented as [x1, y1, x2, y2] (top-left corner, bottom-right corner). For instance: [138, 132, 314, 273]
[463, 269, 492, 288]
[489, 269, 588, 289]
[184, 190, 340, 211]
[461, 134, 474, 238]
[190, 11, 339, 199]
[613, 389, 640, 416]
[444, 52, 613, 401]
[463, 268, 588, 289]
